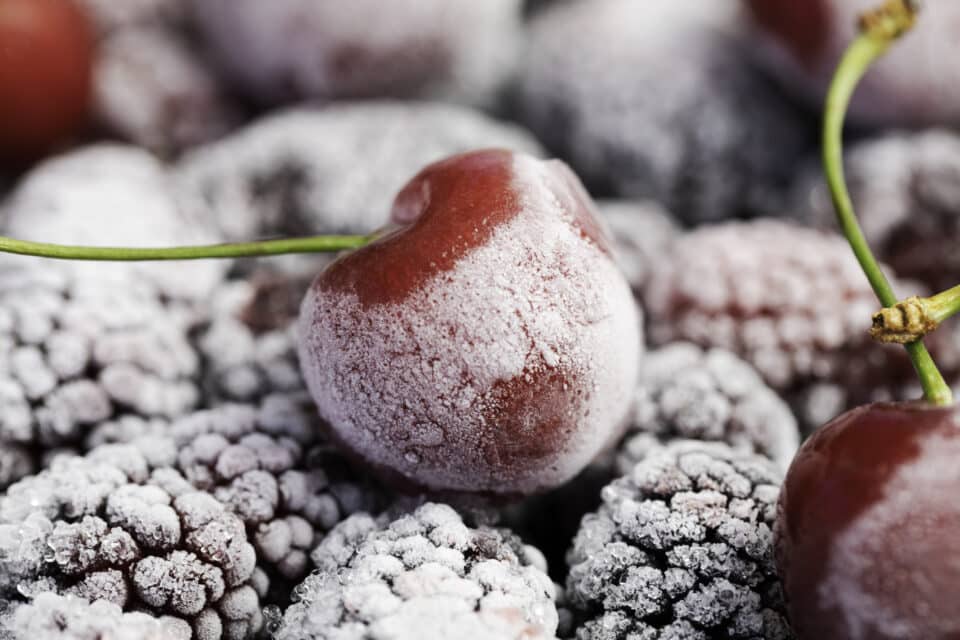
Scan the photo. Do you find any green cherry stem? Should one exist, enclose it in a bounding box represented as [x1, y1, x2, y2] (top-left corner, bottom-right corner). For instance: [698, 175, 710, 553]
[925, 284, 960, 325]
[824, 0, 953, 406]
[0, 233, 373, 261]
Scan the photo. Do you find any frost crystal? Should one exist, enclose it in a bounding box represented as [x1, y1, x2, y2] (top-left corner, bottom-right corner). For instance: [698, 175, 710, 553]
[274, 503, 559, 640]
[620, 343, 799, 472]
[0, 592, 190, 640]
[176, 103, 543, 241]
[566, 441, 793, 639]
[0, 444, 262, 639]
[516, 0, 810, 224]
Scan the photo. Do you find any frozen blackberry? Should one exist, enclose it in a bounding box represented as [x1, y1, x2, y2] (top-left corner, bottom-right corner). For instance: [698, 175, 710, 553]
[789, 129, 960, 292]
[515, 0, 811, 224]
[194, 276, 306, 404]
[160, 396, 383, 582]
[566, 440, 792, 639]
[597, 200, 678, 292]
[190, 0, 521, 107]
[0, 592, 191, 640]
[74, 0, 185, 33]
[620, 343, 799, 474]
[0, 261, 202, 487]
[0, 444, 263, 639]
[176, 103, 543, 241]
[642, 219, 921, 429]
[1, 144, 227, 301]
[272, 502, 559, 640]
[92, 26, 237, 156]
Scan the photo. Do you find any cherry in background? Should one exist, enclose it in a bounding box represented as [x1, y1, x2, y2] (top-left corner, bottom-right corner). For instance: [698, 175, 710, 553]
[746, 0, 960, 128]
[0, 0, 94, 165]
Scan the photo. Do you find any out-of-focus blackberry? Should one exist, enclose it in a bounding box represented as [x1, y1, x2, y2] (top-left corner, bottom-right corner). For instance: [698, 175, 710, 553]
[194, 275, 306, 405]
[642, 219, 922, 430]
[74, 0, 185, 33]
[176, 103, 544, 242]
[566, 440, 793, 639]
[515, 0, 811, 225]
[620, 343, 799, 473]
[0, 444, 263, 640]
[1, 144, 228, 301]
[0, 592, 190, 640]
[93, 27, 238, 156]
[789, 129, 960, 293]
[190, 0, 522, 108]
[596, 200, 678, 292]
[272, 502, 560, 640]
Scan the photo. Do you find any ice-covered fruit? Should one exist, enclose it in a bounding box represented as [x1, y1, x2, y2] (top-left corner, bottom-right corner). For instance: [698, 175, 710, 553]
[298, 149, 640, 496]
[776, 401, 960, 639]
[0, 0, 95, 162]
[746, 0, 960, 128]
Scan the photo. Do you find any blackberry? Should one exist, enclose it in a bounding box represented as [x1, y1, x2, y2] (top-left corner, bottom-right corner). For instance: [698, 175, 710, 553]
[177, 102, 544, 242]
[597, 200, 678, 292]
[272, 503, 560, 640]
[515, 0, 811, 224]
[566, 440, 793, 639]
[0, 443, 263, 639]
[620, 343, 799, 473]
[789, 129, 960, 292]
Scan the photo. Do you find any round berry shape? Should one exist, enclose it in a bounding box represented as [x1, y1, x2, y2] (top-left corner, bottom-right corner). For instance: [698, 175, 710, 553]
[776, 401, 960, 639]
[0, 0, 95, 162]
[746, 0, 960, 128]
[297, 149, 641, 496]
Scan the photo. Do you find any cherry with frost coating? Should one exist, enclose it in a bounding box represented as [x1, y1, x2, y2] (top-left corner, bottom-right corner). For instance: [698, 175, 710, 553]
[297, 149, 641, 496]
[776, 401, 960, 639]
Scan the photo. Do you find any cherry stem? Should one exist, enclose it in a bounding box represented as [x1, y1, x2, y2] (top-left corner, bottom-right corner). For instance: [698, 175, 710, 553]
[824, 0, 953, 406]
[925, 284, 960, 325]
[0, 233, 372, 261]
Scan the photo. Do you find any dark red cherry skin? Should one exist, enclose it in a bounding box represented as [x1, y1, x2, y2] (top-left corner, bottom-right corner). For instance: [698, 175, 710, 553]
[0, 0, 94, 164]
[776, 401, 960, 639]
[745, 0, 829, 69]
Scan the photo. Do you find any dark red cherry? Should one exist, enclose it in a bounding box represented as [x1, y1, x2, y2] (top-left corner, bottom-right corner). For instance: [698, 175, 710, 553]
[0, 0, 94, 164]
[297, 149, 640, 496]
[776, 401, 960, 639]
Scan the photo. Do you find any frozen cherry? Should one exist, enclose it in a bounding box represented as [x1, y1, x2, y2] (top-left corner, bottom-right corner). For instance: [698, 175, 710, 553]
[297, 149, 641, 496]
[0, 0, 95, 162]
[776, 401, 960, 639]
[746, 0, 960, 128]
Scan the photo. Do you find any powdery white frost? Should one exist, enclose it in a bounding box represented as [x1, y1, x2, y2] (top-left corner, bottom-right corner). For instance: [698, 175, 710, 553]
[820, 432, 960, 639]
[274, 502, 558, 640]
[298, 156, 640, 494]
[1, 144, 227, 301]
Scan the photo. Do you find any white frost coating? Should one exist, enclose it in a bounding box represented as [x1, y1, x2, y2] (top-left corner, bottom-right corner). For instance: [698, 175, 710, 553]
[820, 432, 960, 639]
[0, 145, 227, 301]
[298, 155, 640, 494]
[190, 0, 521, 107]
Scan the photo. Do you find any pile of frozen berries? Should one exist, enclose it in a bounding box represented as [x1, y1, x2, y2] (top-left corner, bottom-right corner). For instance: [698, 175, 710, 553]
[3, 1, 960, 639]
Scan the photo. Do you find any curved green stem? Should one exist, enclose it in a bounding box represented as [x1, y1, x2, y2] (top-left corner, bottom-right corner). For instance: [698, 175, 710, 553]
[824, 0, 952, 406]
[0, 234, 372, 261]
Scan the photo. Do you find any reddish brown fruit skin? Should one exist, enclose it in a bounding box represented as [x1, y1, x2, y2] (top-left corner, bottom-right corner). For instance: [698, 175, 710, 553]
[745, 0, 828, 69]
[776, 401, 960, 639]
[0, 0, 94, 163]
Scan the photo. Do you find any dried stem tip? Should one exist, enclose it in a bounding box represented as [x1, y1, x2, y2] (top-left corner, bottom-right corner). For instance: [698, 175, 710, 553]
[870, 296, 937, 344]
[858, 0, 920, 40]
